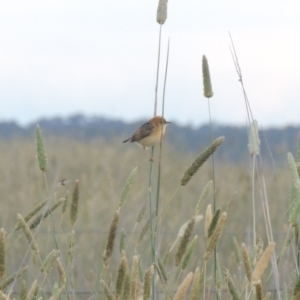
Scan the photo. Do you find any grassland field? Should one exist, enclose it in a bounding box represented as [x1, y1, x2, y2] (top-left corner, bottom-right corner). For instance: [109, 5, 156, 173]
[0, 136, 296, 299]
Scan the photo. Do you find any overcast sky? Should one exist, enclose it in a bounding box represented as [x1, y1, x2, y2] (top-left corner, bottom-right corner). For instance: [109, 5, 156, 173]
[0, 1, 299, 127]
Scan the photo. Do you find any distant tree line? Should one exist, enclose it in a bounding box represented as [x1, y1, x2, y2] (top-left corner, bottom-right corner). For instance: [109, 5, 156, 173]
[0, 114, 298, 164]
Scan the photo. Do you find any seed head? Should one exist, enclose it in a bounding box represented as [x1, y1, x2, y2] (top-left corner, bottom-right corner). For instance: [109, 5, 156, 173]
[202, 55, 213, 98]
[157, 0, 168, 25]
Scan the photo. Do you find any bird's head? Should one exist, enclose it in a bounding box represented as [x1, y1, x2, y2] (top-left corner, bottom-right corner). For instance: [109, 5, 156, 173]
[152, 116, 171, 127]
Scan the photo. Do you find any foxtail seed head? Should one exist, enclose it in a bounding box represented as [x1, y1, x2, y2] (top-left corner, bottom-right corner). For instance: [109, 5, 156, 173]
[143, 265, 154, 300]
[120, 229, 126, 254]
[293, 276, 300, 299]
[103, 209, 120, 267]
[207, 208, 221, 239]
[30, 197, 65, 230]
[175, 217, 196, 266]
[138, 212, 155, 243]
[20, 280, 27, 300]
[15, 200, 47, 231]
[204, 212, 227, 262]
[136, 201, 147, 223]
[195, 180, 212, 216]
[68, 230, 75, 267]
[119, 167, 137, 208]
[181, 137, 224, 186]
[62, 191, 69, 214]
[25, 279, 38, 300]
[173, 272, 194, 300]
[57, 257, 66, 286]
[36, 125, 48, 173]
[40, 249, 59, 274]
[130, 255, 140, 300]
[190, 267, 202, 300]
[252, 242, 275, 284]
[255, 283, 263, 300]
[181, 235, 198, 270]
[122, 273, 131, 300]
[157, 0, 168, 25]
[202, 55, 213, 98]
[241, 243, 252, 283]
[116, 251, 128, 300]
[100, 280, 114, 300]
[17, 214, 39, 255]
[256, 238, 264, 262]
[225, 270, 240, 300]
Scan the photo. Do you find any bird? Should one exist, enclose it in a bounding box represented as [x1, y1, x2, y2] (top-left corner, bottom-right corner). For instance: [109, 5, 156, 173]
[57, 179, 68, 186]
[123, 116, 171, 161]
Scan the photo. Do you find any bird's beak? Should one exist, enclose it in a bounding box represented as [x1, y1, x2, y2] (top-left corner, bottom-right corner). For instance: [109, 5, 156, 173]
[166, 121, 172, 124]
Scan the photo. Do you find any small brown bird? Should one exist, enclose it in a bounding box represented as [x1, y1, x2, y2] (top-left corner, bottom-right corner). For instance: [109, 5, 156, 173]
[123, 116, 171, 161]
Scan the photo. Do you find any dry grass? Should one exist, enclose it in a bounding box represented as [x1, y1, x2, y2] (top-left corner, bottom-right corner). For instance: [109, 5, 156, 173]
[0, 137, 296, 298]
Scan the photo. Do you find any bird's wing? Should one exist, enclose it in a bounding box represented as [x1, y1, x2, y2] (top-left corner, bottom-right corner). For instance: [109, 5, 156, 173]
[130, 121, 154, 142]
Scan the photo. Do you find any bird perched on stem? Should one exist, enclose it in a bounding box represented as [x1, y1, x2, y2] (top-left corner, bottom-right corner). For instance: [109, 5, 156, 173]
[123, 116, 171, 161]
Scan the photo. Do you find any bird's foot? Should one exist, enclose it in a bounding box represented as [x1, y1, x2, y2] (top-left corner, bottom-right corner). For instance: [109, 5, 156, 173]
[149, 157, 154, 162]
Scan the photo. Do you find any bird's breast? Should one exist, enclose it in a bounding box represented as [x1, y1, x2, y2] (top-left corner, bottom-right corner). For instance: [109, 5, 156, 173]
[138, 127, 164, 148]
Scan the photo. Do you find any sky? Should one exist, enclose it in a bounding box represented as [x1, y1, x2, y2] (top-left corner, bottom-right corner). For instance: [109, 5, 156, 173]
[0, 1, 299, 128]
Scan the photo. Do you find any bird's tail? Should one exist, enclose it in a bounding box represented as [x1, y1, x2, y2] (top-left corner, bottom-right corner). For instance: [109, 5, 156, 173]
[122, 138, 131, 143]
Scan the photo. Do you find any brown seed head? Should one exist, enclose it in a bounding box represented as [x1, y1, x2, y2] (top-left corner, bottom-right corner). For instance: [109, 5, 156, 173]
[131, 255, 140, 300]
[173, 272, 194, 300]
[57, 257, 66, 286]
[204, 212, 227, 262]
[175, 217, 196, 266]
[252, 242, 276, 284]
[241, 243, 252, 283]
[116, 251, 128, 300]
[103, 209, 120, 267]
[190, 267, 202, 300]
[143, 265, 154, 300]
[255, 283, 263, 300]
